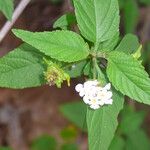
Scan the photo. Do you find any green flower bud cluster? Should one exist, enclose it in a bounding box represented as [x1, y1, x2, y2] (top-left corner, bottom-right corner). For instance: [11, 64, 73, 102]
[44, 59, 70, 88]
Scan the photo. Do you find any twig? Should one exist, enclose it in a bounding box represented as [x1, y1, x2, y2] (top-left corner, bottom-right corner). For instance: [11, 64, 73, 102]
[0, 0, 31, 43]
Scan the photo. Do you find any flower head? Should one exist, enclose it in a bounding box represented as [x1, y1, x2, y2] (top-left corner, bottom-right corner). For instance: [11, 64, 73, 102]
[75, 80, 113, 110]
[44, 59, 70, 88]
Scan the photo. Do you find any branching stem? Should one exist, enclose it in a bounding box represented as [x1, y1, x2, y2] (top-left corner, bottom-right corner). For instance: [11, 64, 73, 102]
[92, 57, 97, 79]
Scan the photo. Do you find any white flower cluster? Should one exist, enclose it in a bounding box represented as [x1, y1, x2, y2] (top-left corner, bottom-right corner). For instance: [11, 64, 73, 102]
[75, 80, 113, 110]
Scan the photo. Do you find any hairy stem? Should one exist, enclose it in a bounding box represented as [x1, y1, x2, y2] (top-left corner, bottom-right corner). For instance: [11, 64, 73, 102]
[92, 57, 97, 79]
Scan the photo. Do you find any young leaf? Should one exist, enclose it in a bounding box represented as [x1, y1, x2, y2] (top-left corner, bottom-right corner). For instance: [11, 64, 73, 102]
[53, 13, 76, 30]
[60, 101, 87, 131]
[115, 34, 140, 54]
[0, 44, 45, 89]
[87, 89, 124, 150]
[0, 0, 14, 20]
[73, 0, 120, 43]
[107, 51, 150, 105]
[13, 29, 89, 63]
[132, 45, 142, 60]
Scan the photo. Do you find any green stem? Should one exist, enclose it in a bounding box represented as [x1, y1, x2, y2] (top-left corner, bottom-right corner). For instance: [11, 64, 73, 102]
[92, 57, 97, 79]
[94, 40, 100, 52]
[96, 52, 107, 58]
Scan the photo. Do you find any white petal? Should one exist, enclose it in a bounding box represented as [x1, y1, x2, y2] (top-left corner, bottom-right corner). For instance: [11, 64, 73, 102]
[87, 87, 98, 98]
[104, 99, 113, 105]
[79, 89, 85, 97]
[92, 80, 99, 85]
[97, 90, 107, 99]
[103, 91, 113, 100]
[88, 99, 100, 106]
[90, 104, 100, 110]
[97, 87, 103, 91]
[98, 90, 112, 101]
[83, 81, 92, 89]
[84, 80, 99, 88]
[103, 83, 111, 90]
[97, 100, 105, 106]
[83, 96, 90, 104]
[75, 84, 83, 92]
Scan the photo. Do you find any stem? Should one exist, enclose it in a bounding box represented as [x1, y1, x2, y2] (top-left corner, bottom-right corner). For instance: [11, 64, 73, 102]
[92, 57, 97, 79]
[96, 52, 107, 59]
[0, 0, 31, 43]
[94, 41, 100, 52]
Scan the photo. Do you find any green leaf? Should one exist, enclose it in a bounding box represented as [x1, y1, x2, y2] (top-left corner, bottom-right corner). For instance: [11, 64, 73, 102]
[53, 13, 76, 30]
[109, 136, 125, 150]
[119, 107, 146, 134]
[60, 126, 77, 141]
[83, 60, 95, 78]
[13, 29, 89, 62]
[87, 89, 124, 150]
[99, 32, 119, 52]
[132, 45, 142, 60]
[66, 60, 87, 78]
[31, 135, 57, 150]
[139, 0, 150, 5]
[61, 143, 78, 150]
[125, 130, 150, 150]
[107, 51, 150, 105]
[118, 0, 125, 9]
[60, 101, 87, 131]
[0, 44, 45, 89]
[115, 34, 140, 54]
[73, 0, 120, 43]
[0, 0, 14, 20]
[123, 0, 139, 33]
